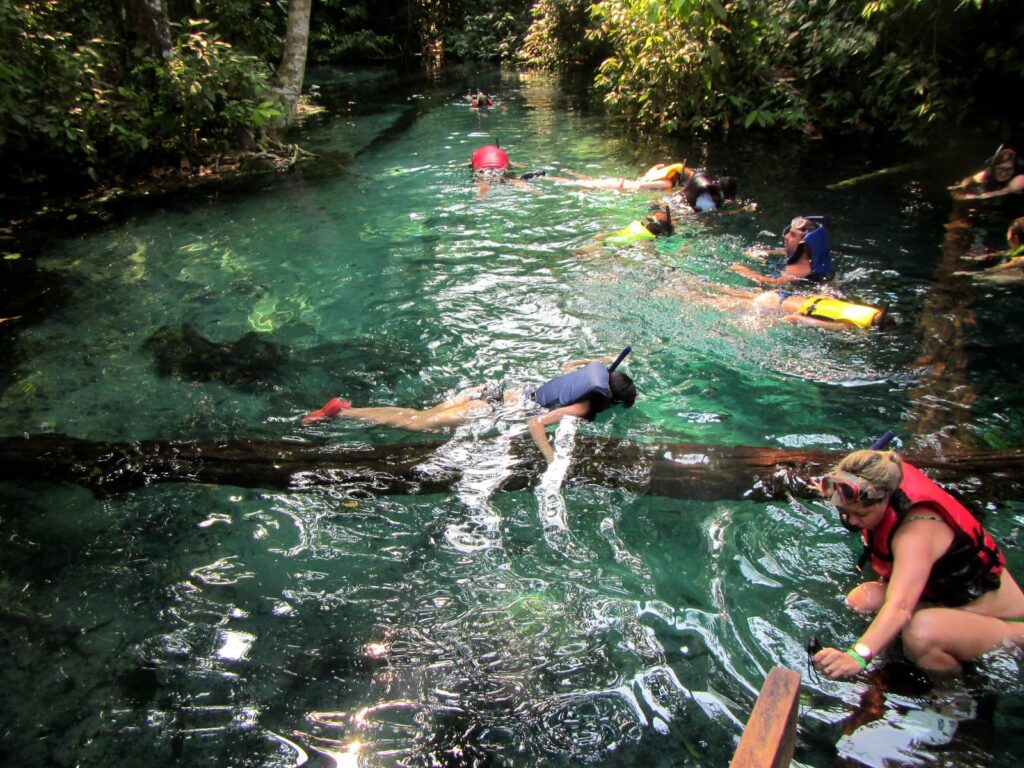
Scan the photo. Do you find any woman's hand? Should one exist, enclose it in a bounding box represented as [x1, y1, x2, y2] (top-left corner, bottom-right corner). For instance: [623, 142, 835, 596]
[813, 647, 864, 680]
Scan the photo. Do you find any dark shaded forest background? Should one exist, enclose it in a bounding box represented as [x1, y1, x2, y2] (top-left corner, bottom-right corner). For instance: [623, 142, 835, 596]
[2, 0, 1022, 202]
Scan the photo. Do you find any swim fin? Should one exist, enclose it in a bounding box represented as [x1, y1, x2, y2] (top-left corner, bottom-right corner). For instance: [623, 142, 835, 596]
[301, 397, 351, 425]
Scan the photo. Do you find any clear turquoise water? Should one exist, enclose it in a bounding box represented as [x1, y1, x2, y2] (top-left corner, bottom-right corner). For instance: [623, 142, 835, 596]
[2, 67, 1024, 766]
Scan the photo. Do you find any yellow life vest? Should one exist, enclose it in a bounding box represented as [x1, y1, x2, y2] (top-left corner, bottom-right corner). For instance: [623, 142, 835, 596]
[638, 163, 685, 183]
[797, 296, 881, 329]
[604, 220, 656, 247]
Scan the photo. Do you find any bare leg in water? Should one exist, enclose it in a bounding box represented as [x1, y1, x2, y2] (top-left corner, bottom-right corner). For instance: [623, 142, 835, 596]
[302, 385, 495, 430]
[656, 278, 765, 310]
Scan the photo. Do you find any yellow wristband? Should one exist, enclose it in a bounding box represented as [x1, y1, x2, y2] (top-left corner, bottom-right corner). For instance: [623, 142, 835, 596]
[845, 649, 868, 670]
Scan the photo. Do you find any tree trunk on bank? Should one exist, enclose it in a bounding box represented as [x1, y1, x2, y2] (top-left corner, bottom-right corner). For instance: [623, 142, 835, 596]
[125, 0, 173, 60]
[2, 433, 1023, 504]
[271, 0, 313, 126]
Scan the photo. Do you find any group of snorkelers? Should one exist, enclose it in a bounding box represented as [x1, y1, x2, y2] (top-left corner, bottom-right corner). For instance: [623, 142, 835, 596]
[302, 131, 1024, 682]
[471, 140, 890, 329]
[327, 139, 1024, 464]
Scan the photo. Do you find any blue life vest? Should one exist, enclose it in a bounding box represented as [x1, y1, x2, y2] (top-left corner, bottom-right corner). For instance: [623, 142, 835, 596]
[773, 224, 832, 281]
[533, 362, 611, 416]
[803, 226, 832, 278]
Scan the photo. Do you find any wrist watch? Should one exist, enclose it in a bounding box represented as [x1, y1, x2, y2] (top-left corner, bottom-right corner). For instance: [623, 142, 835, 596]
[853, 642, 872, 661]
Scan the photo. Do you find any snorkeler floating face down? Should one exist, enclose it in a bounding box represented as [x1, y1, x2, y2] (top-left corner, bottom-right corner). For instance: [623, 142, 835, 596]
[300, 351, 636, 464]
[645, 203, 673, 236]
[471, 144, 509, 172]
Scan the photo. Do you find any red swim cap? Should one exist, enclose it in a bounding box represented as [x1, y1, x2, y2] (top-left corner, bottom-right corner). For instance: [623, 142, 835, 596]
[471, 145, 509, 171]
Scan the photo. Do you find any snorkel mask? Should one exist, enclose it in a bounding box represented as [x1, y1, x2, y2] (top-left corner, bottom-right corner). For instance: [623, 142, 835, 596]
[821, 470, 883, 531]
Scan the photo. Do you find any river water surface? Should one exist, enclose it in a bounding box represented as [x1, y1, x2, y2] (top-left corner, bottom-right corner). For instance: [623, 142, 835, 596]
[2, 67, 1024, 767]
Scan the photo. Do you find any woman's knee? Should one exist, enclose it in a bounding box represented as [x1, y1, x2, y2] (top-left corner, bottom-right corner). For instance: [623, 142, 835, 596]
[901, 610, 948, 659]
[846, 581, 886, 613]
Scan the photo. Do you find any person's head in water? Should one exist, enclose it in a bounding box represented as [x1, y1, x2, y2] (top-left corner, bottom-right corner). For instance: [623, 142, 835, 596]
[989, 147, 1020, 186]
[1008, 217, 1024, 250]
[870, 306, 893, 329]
[608, 370, 637, 407]
[471, 144, 509, 172]
[645, 203, 674, 236]
[782, 216, 819, 259]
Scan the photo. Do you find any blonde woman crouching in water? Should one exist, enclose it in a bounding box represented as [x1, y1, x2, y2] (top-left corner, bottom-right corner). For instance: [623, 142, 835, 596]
[812, 449, 1024, 678]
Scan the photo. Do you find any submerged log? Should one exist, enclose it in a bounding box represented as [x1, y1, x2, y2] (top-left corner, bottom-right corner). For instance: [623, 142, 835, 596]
[2, 433, 1024, 503]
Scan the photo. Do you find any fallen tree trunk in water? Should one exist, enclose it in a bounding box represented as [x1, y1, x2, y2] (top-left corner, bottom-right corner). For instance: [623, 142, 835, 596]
[2, 433, 1024, 503]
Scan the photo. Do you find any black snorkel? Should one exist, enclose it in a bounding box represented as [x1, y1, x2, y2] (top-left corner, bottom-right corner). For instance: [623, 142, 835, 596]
[836, 431, 897, 532]
[870, 431, 896, 451]
[608, 346, 631, 372]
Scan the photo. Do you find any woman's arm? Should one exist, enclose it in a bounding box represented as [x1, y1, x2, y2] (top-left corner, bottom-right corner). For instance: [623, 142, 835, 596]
[814, 514, 951, 678]
[855, 519, 950, 652]
[528, 401, 591, 462]
[743, 247, 785, 259]
[729, 264, 800, 286]
[956, 174, 1024, 200]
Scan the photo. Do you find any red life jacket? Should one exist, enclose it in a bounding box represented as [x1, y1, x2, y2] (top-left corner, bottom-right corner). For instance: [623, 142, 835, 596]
[471, 145, 509, 171]
[860, 463, 1004, 606]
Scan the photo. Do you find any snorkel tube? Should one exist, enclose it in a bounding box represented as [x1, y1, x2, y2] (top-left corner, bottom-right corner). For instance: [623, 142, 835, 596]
[870, 431, 896, 450]
[836, 430, 898, 531]
[986, 144, 1005, 179]
[608, 346, 632, 372]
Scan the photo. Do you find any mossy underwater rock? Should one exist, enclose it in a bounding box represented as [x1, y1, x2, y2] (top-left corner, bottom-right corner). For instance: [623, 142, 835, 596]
[143, 324, 289, 388]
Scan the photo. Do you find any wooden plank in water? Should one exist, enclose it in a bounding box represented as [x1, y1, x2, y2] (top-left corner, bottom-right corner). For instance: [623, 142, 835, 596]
[729, 667, 801, 768]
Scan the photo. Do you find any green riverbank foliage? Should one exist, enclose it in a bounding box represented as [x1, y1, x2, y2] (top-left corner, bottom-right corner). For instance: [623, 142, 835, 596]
[1, 0, 281, 191]
[4, 0, 1022, 202]
[522, 0, 1023, 142]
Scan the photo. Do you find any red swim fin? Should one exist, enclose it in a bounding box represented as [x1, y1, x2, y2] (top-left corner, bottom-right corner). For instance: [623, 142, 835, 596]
[301, 397, 351, 425]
